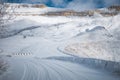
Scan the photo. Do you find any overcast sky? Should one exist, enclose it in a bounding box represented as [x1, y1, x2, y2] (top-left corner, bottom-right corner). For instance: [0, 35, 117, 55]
[7, 0, 120, 10]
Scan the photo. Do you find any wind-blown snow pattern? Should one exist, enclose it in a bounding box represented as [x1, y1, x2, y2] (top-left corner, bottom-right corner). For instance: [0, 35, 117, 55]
[0, 3, 120, 80]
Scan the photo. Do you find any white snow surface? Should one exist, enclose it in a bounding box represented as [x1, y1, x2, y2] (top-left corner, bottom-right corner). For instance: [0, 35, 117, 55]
[0, 4, 120, 80]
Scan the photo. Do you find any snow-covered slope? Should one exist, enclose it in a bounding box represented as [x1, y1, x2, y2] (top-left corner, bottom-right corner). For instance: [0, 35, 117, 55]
[0, 3, 120, 80]
[1, 4, 120, 61]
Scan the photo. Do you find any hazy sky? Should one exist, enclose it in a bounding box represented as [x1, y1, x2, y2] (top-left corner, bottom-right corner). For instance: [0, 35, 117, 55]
[7, 0, 120, 10]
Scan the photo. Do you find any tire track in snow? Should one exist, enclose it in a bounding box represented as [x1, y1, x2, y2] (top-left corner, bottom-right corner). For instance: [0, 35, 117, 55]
[41, 61, 72, 80]
[54, 63, 88, 80]
[33, 59, 63, 80]
[29, 60, 46, 80]
[28, 61, 40, 80]
[35, 59, 88, 80]
[29, 59, 51, 80]
[21, 63, 27, 80]
[42, 60, 89, 80]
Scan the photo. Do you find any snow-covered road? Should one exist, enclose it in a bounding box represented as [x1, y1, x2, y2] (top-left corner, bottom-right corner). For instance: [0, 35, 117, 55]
[1, 56, 119, 80]
[0, 36, 120, 80]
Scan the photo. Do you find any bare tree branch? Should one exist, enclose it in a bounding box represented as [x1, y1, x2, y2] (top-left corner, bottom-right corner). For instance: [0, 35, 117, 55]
[0, 0, 21, 28]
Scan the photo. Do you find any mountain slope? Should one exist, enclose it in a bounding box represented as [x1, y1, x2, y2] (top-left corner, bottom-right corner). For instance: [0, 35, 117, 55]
[0, 3, 120, 80]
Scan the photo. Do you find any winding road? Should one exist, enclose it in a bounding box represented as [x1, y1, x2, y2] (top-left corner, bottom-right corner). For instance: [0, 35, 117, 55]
[0, 37, 119, 80]
[0, 26, 120, 80]
[1, 56, 119, 80]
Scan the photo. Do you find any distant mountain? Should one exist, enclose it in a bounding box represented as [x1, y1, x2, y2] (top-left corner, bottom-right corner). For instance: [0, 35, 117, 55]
[6, 3, 120, 17]
[7, 0, 120, 10]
